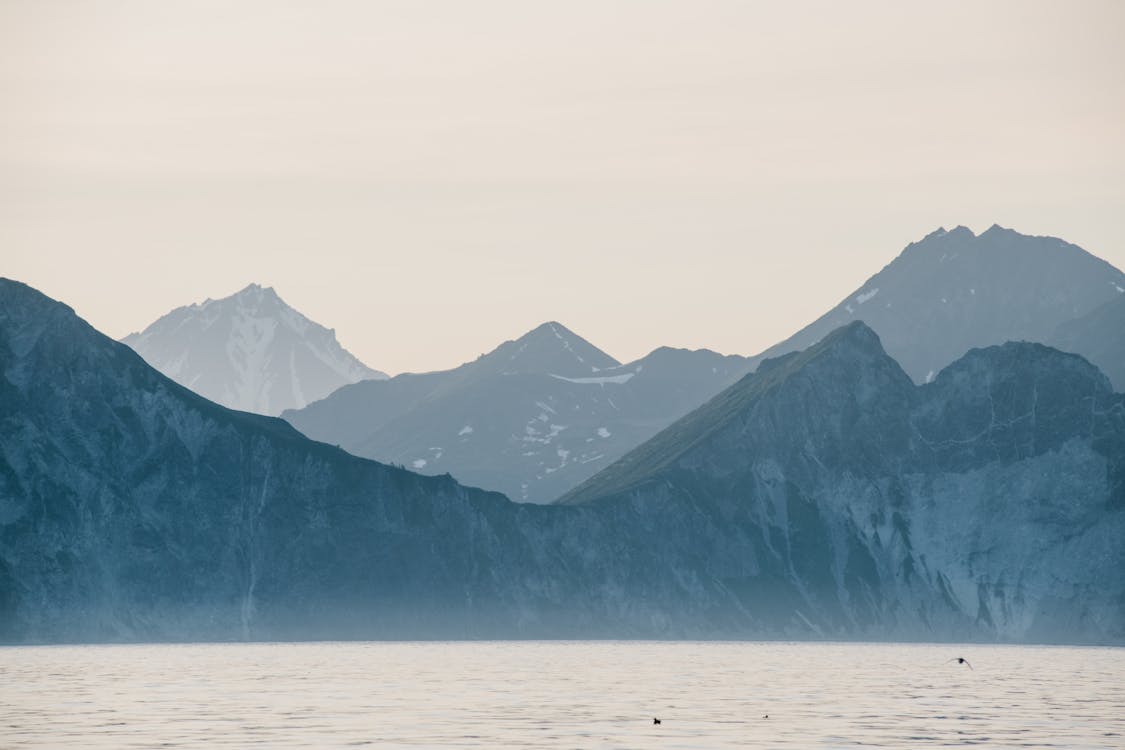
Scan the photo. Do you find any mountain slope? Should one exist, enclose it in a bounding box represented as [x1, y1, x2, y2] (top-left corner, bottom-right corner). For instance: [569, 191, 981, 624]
[284, 324, 751, 503]
[0, 281, 769, 642]
[751, 225, 1125, 383]
[3, 279, 1122, 644]
[560, 322, 1125, 642]
[121, 284, 385, 415]
[1049, 294, 1125, 391]
[0, 279, 512, 641]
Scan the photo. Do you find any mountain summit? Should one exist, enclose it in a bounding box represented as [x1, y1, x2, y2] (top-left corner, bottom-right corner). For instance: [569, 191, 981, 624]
[284, 322, 749, 503]
[121, 284, 386, 415]
[751, 225, 1125, 384]
[466, 321, 620, 378]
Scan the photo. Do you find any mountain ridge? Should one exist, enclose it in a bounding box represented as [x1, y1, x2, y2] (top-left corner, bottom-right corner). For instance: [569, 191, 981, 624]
[556, 319, 1125, 642]
[121, 283, 385, 415]
[283, 322, 751, 502]
[3, 279, 1123, 644]
[747, 225, 1125, 385]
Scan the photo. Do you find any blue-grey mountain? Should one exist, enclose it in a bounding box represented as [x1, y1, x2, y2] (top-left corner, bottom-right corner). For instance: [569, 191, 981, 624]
[122, 283, 385, 415]
[2, 279, 1121, 644]
[562, 322, 1124, 643]
[750, 225, 1125, 386]
[284, 322, 750, 503]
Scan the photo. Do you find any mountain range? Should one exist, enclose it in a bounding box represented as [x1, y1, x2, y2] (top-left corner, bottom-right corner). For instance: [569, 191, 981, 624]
[284, 225, 1124, 503]
[2, 278, 1121, 644]
[559, 321, 1125, 643]
[284, 322, 750, 503]
[121, 283, 385, 415]
[749, 225, 1125, 387]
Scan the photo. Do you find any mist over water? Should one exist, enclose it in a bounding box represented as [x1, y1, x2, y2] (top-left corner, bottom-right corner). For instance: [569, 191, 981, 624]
[3, 641, 1122, 748]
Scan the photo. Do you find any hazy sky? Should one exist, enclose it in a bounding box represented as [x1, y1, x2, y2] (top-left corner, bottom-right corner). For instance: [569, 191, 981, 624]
[4, 1, 1124, 374]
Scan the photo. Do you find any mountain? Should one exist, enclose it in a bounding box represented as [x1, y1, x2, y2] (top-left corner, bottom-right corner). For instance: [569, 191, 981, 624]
[0, 279, 508, 641]
[750, 225, 1125, 383]
[121, 283, 385, 415]
[3, 279, 1122, 644]
[560, 322, 1125, 643]
[1049, 294, 1125, 390]
[283, 322, 751, 503]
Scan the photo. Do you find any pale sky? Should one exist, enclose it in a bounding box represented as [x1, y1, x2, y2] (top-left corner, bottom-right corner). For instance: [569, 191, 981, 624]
[3, 0, 1124, 374]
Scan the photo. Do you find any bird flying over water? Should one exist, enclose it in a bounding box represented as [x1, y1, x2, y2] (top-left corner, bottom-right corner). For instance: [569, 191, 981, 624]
[948, 657, 973, 670]
[653, 717, 661, 725]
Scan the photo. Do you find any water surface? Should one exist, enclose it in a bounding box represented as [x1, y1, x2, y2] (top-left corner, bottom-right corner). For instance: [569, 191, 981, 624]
[3, 641, 1122, 748]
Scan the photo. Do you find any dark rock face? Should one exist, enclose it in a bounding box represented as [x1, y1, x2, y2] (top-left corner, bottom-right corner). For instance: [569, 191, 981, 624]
[749, 225, 1125, 385]
[562, 323, 1125, 643]
[3, 280, 1122, 644]
[284, 323, 750, 503]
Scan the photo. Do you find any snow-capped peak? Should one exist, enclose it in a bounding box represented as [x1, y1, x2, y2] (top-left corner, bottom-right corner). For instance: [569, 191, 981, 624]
[121, 285, 386, 415]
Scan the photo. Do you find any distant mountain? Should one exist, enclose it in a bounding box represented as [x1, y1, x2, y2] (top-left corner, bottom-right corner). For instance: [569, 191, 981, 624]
[284, 322, 751, 503]
[750, 225, 1125, 383]
[121, 284, 385, 415]
[559, 321, 1125, 642]
[1050, 294, 1125, 390]
[2, 279, 1122, 644]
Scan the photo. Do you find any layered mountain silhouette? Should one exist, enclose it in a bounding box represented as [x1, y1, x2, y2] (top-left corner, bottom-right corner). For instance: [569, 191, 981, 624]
[750, 225, 1125, 385]
[285, 225, 1123, 503]
[3, 278, 1121, 644]
[561, 321, 1124, 642]
[284, 322, 750, 503]
[121, 283, 385, 415]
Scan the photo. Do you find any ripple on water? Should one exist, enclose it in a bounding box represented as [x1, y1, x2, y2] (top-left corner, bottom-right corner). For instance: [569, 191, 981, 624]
[1, 641, 1123, 748]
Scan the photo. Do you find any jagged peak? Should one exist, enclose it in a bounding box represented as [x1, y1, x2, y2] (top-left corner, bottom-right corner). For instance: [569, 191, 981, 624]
[979, 223, 1029, 241]
[471, 320, 619, 376]
[232, 282, 281, 303]
[191, 283, 282, 313]
[900, 224, 975, 258]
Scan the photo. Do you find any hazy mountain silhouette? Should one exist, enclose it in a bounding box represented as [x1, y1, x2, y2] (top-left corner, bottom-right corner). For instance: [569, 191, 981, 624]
[3, 279, 1122, 644]
[122, 283, 385, 415]
[284, 322, 750, 503]
[749, 225, 1125, 384]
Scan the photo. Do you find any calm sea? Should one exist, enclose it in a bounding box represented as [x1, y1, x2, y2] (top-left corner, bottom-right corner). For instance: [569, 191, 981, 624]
[2, 641, 1122, 748]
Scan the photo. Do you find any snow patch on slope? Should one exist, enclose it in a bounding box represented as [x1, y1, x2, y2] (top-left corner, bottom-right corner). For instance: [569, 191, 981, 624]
[550, 372, 636, 385]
